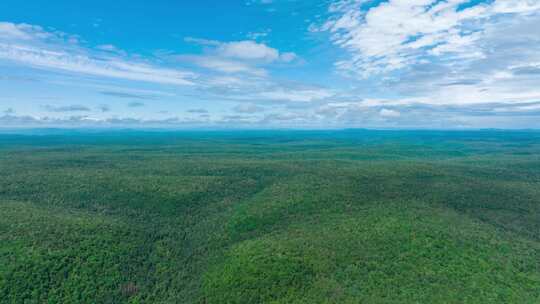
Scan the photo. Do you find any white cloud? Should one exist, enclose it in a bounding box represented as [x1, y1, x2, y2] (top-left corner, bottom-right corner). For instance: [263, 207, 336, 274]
[206, 75, 256, 87]
[95, 44, 125, 55]
[319, 0, 540, 77]
[189, 56, 267, 76]
[492, 0, 540, 14]
[216, 40, 298, 63]
[305, 0, 540, 128]
[180, 38, 299, 77]
[257, 88, 333, 102]
[5, 5, 540, 129]
[186, 37, 298, 64]
[218, 40, 279, 62]
[379, 108, 401, 118]
[0, 22, 196, 85]
[0, 22, 33, 40]
[246, 29, 271, 40]
[280, 52, 297, 63]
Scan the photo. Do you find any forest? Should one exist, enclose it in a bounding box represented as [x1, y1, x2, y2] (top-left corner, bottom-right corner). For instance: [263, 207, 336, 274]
[0, 129, 539, 303]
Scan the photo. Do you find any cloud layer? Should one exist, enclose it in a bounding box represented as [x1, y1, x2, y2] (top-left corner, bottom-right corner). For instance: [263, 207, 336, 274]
[319, 0, 540, 77]
[2, 1, 540, 129]
[0, 22, 196, 85]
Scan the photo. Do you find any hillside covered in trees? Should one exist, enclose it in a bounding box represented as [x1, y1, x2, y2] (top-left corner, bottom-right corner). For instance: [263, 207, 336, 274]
[0, 130, 539, 303]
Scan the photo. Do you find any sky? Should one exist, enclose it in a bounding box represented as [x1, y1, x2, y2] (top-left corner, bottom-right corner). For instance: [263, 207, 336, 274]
[1, 0, 540, 129]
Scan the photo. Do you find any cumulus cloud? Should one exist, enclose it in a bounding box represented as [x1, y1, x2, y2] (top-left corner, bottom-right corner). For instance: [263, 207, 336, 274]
[181, 37, 298, 76]
[218, 41, 279, 62]
[215, 40, 296, 63]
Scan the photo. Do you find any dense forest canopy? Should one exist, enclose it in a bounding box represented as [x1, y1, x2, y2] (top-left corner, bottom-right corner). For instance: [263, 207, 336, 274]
[1, 130, 539, 303]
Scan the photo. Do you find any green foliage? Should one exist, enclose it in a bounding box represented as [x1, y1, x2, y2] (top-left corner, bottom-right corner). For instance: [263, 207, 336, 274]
[204, 240, 315, 304]
[212, 201, 539, 303]
[0, 201, 143, 303]
[0, 130, 539, 303]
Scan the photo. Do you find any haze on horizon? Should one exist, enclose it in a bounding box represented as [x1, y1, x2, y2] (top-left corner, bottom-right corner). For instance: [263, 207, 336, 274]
[1, 0, 540, 129]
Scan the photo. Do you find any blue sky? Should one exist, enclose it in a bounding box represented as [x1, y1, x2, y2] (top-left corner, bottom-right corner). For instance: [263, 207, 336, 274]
[1, 0, 540, 129]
